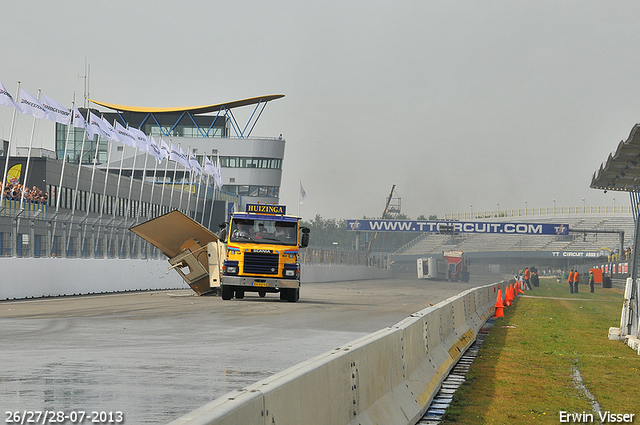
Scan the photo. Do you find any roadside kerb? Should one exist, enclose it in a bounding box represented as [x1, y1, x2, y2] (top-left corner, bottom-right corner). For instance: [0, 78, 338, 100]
[168, 280, 508, 425]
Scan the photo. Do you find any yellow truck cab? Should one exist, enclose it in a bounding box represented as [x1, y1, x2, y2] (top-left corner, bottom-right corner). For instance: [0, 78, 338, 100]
[221, 204, 309, 302]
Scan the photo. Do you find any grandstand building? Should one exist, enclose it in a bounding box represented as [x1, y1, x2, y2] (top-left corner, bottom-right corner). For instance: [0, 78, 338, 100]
[392, 210, 635, 273]
[0, 95, 286, 258]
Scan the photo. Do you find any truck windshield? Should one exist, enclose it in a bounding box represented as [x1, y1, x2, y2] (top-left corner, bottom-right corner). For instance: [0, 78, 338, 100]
[230, 218, 298, 246]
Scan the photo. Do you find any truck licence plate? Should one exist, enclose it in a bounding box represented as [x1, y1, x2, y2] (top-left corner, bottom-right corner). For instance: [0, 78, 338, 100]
[253, 281, 269, 287]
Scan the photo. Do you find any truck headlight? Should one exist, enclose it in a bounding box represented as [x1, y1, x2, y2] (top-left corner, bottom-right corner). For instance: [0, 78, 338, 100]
[283, 263, 299, 279]
[224, 260, 239, 275]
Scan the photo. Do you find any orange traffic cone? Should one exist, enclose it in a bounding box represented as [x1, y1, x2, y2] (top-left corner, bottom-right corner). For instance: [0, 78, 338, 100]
[494, 288, 504, 318]
[505, 284, 513, 306]
[517, 282, 525, 295]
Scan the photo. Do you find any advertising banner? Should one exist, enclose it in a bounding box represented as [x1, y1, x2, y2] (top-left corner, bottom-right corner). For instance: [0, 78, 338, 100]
[346, 219, 570, 235]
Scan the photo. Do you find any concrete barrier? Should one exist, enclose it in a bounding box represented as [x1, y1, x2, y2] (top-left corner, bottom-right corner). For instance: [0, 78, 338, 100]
[0, 259, 391, 300]
[302, 264, 392, 283]
[168, 281, 507, 425]
[0, 258, 183, 300]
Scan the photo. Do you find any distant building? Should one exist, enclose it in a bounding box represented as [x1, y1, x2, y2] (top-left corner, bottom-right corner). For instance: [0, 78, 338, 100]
[55, 95, 286, 206]
[1, 95, 285, 258]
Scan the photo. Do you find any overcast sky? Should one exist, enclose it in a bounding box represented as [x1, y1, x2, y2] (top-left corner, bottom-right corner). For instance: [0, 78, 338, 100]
[2, 1, 639, 220]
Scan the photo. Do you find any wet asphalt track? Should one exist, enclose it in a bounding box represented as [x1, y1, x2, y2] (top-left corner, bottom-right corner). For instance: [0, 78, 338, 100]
[0, 272, 505, 424]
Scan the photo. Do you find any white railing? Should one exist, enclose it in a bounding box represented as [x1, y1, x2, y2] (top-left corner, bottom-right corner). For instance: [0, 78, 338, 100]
[444, 205, 632, 221]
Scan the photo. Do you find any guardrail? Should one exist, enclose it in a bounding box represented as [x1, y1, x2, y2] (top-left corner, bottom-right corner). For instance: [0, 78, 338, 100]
[444, 205, 632, 220]
[168, 280, 506, 425]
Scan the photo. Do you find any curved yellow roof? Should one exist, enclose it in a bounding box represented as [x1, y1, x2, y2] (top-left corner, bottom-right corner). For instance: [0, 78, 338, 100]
[89, 94, 284, 114]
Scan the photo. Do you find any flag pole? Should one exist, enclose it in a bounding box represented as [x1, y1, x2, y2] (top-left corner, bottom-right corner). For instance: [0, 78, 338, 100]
[81, 128, 101, 255]
[85, 122, 101, 218]
[158, 141, 170, 215]
[178, 144, 187, 213]
[1, 81, 21, 208]
[70, 124, 88, 216]
[135, 136, 150, 221]
[207, 154, 221, 230]
[147, 143, 159, 219]
[121, 129, 140, 256]
[186, 148, 195, 218]
[66, 117, 88, 255]
[19, 89, 41, 212]
[51, 96, 74, 255]
[124, 146, 138, 220]
[55, 97, 75, 214]
[98, 133, 114, 258]
[168, 151, 178, 211]
[298, 179, 301, 218]
[197, 172, 210, 225]
[99, 131, 113, 218]
[113, 134, 126, 218]
[207, 185, 216, 230]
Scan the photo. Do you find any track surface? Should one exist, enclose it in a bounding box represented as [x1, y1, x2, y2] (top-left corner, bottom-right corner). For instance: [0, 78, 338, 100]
[0, 273, 505, 424]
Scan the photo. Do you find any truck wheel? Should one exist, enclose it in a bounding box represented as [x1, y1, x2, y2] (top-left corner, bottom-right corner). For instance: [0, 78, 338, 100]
[289, 288, 300, 303]
[287, 288, 299, 303]
[279, 290, 287, 301]
[235, 289, 244, 299]
[221, 286, 233, 300]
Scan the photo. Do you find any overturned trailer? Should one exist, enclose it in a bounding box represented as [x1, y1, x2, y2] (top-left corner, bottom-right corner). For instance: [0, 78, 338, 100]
[130, 210, 225, 295]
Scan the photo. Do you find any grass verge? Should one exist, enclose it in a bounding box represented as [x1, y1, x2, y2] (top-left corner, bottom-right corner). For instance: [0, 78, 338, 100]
[442, 277, 640, 424]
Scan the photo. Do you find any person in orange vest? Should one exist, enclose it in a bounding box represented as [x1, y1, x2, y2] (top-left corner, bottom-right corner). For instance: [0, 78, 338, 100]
[573, 269, 580, 293]
[524, 267, 531, 290]
[568, 269, 575, 294]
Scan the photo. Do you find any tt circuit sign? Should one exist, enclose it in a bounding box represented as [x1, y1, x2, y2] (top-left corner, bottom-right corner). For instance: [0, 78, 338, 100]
[346, 220, 569, 236]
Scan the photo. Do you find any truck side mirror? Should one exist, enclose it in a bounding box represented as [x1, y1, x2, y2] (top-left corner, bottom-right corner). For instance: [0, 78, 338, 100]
[300, 227, 310, 248]
[217, 222, 228, 242]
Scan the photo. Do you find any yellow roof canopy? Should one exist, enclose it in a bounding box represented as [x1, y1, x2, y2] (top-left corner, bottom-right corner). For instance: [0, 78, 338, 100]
[89, 94, 285, 115]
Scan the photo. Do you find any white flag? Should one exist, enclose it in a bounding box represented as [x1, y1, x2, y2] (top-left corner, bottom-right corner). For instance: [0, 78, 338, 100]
[115, 121, 137, 147]
[300, 181, 307, 202]
[148, 137, 162, 163]
[189, 152, 202, 175]
[18, 89, 47, 119]
[73, 108, 96, 140]
[214, 154, 223, 189]
[40, 94, 71, 125]
[204, 156, 216, 175]
[88, 112, 110, 141]
[101, 118, 121, 144]
[160, 139, 170, 161]
[129, 126, 149, 151]
[0, 80, 20, 111]
[169, 144, 190, 169]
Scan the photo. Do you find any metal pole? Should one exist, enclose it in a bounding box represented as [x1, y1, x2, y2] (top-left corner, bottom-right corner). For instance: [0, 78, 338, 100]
[1, 81, 21, 208]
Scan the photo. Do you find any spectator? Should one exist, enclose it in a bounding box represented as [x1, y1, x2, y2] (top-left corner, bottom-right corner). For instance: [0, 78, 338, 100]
[568, 269, 574, 294]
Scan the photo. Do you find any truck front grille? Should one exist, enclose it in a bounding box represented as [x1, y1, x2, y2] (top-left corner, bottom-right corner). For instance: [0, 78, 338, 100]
[243, 252, 279, 275]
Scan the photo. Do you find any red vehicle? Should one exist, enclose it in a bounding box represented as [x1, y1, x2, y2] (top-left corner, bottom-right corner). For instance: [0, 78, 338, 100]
[443, 250, 470, 282]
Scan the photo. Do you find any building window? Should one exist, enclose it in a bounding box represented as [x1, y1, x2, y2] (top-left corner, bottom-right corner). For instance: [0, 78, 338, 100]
[222, 185, 279, 198]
